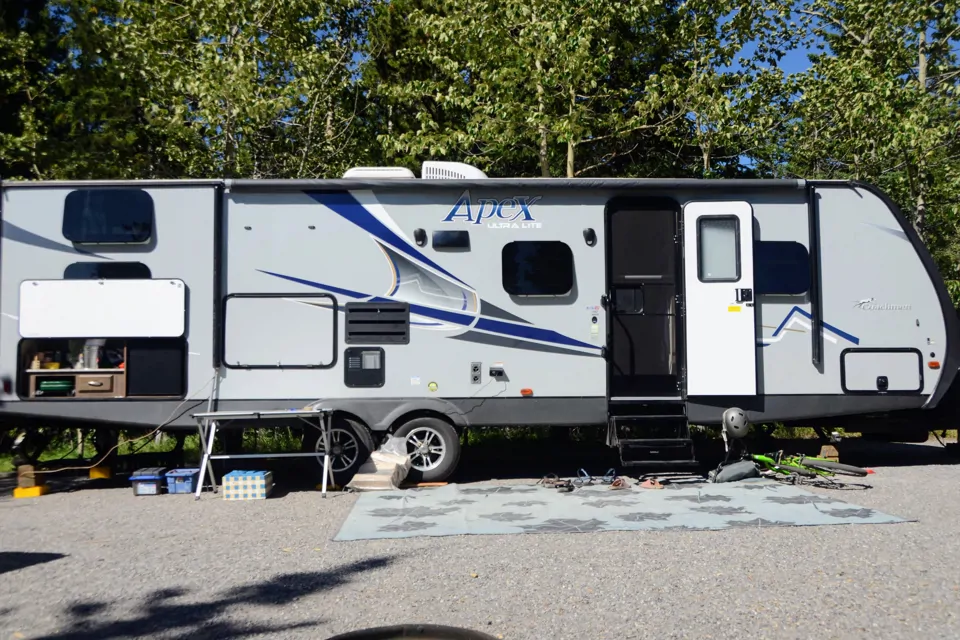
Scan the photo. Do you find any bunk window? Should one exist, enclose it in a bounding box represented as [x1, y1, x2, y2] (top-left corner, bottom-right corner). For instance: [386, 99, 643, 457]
[697, 217, 740, 282]
[502, 241, 574, 296]
[63, 188, 154, 244]
[755, 241, 810, 295]
[64, 262, 152, 280]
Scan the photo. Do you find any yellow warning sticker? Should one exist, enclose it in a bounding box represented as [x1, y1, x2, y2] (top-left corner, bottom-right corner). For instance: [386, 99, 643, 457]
[728, 305, 742, 312]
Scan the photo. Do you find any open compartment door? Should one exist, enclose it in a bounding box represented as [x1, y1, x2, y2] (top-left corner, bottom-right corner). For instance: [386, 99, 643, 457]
[19, 279, 186, 338]
[682, 201, 757, 396]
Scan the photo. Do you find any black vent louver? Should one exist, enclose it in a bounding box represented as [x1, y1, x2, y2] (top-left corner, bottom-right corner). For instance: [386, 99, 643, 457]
[344, 301, 410, 345]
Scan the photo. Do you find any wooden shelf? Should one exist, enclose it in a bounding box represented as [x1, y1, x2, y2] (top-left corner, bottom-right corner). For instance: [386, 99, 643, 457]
[26, 368, 125, 374]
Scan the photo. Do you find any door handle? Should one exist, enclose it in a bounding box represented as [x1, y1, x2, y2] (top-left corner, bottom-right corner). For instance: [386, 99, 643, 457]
[736, 288, 753, 303]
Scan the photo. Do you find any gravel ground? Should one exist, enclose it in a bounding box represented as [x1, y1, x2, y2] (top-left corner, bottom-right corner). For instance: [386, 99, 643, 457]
[1, 440, 959, 640]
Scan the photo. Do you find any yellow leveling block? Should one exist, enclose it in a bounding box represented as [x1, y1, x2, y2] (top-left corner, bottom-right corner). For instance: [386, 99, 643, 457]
[13, 485, 49, 498]
[89, 466, 112, 480]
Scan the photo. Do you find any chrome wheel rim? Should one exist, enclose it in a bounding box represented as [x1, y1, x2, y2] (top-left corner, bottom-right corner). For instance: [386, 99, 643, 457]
[314, 427, 361, 472]
[404, 426, 446, 471]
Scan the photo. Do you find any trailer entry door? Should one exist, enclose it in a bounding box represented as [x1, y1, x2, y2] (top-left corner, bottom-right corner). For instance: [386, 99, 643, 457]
[682, 201, 757, 396]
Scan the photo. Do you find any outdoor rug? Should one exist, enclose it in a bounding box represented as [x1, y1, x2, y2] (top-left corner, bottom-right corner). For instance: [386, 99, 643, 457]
[333, 478, 912, 541]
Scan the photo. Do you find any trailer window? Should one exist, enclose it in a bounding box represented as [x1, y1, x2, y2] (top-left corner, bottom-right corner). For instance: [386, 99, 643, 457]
[697, 217, 740, 282]
[63, 188, 154, 244]
[502, 241, 574, 296]
[64, 262, 152, 280]
[755, 241, 809, 295]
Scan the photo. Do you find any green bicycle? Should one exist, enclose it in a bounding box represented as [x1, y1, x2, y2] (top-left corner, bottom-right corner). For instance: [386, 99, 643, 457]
[716, 407, 870, 483]
[748, 450, 869, 480]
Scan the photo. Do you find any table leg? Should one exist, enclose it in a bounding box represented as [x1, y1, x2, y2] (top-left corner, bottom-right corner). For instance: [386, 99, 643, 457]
[195, 420, 218, 500]
[194, 420, 208, 500]
[321, 414, 331, 498]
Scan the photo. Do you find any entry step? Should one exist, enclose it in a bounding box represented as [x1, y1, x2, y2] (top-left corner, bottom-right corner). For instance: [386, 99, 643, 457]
[617, 437, 698, 468]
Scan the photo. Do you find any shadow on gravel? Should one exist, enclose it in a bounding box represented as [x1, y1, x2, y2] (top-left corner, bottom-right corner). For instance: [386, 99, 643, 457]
[829, 439, 959, 469]
[32, 556, 394, 640]
[0, 551, 67, 575]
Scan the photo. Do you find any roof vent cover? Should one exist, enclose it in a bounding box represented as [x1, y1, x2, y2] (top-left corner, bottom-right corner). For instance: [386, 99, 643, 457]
[342, 166, 415, 179]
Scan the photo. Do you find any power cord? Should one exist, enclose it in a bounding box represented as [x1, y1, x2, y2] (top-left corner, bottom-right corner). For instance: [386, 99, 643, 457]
[26, 374, 217, 477]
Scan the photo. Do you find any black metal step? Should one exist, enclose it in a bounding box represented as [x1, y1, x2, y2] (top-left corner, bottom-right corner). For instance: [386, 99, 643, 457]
[620, 459, 702, 469]
[617, 437, 697, 467]
[609, 401, 686, 418]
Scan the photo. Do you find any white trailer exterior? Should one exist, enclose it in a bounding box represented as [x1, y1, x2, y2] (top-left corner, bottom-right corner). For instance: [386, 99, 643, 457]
[2, 164, 957, 480]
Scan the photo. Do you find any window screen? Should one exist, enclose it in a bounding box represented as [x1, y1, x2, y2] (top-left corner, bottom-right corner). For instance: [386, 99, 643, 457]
[64, 262, 152, 280]
[63, 188, 154, 244]
[502, 241, 574, 296]
[755, 241, 809, 295]
[697, 217, 740, 282]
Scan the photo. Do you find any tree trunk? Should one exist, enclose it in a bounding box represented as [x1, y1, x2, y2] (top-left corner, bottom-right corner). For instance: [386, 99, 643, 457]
[914, 30, 928, 237]
[325, 98, 335, 141]
[535, 57, 550, 177]
[566, 87, 576, 178]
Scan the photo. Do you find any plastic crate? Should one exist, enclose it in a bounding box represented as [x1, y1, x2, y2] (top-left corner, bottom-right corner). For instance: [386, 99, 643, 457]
[131, 467, 167, 496]
[165, 468, 200, 494]
[222, 470, 274, 500]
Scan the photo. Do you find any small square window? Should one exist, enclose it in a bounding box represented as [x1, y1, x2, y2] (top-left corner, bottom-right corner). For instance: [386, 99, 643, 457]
[502, 241, 574, 296]
[432, 230, 470, 250]
[63, 188, 154, 244]
[697, 217, 740, 282]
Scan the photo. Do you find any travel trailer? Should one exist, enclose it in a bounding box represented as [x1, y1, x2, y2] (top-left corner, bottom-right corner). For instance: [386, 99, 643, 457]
[2, 162, 957, 482]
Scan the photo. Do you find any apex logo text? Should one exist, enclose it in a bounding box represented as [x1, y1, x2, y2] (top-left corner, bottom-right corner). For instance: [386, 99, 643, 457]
[442, 191, 543, 228]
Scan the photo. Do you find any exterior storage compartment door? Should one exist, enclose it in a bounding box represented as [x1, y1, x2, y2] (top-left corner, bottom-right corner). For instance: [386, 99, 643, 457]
[841, 348, 923, 393]
[19, 279, 186, 338]
[222, 293, 337, 369]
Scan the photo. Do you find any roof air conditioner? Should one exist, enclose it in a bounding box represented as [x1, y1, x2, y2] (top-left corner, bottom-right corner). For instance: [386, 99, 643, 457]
[421, 161, 488, 180]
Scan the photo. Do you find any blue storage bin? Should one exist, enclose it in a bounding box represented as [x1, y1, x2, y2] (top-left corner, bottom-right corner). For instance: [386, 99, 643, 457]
[165, 468, 200, 494]
[131, 467, 168, 496]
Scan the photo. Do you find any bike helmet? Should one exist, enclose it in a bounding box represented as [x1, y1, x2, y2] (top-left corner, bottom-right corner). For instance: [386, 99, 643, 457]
[721, 407, 749, 439]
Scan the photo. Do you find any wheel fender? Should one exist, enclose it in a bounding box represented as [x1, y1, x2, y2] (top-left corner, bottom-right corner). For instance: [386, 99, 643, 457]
[303, 398, 468, 432]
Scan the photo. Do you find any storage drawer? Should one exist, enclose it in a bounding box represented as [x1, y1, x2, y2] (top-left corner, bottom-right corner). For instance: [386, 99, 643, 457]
[75, 374, 124, 397]
[841, 349, 923, 393]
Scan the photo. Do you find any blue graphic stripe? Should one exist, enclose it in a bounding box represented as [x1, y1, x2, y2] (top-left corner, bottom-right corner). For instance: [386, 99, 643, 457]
[772, 305, 859, 345]
[474, 317, 601, 351]
[257, 269, 598, 351]
[306, 191, 470, 288]
[408, 303, 475, 326]
[256, 270, 367, 299]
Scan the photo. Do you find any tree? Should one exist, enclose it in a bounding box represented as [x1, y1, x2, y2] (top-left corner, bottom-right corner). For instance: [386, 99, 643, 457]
[367, 0, 692, 178]
[782, 0, 960, 293]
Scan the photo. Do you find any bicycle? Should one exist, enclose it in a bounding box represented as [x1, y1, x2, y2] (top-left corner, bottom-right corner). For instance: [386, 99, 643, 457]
[716, 408, 869, 483]
[748, 450, 869, 480]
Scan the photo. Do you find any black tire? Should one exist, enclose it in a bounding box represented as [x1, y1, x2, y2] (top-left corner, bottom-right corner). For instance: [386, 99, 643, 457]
[393, 417, 461, 483]
[302, 415, 375, 486]
[799, 457, 869, 477]
[778, 464, 817, 478]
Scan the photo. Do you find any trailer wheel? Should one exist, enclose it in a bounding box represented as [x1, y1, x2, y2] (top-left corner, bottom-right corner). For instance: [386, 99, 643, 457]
[303, 415, 375, 486]
[393, 417, 461, 483]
